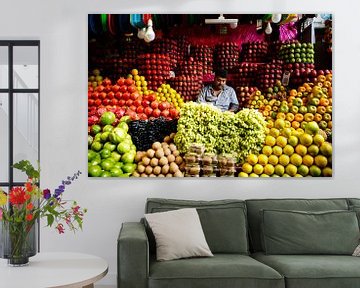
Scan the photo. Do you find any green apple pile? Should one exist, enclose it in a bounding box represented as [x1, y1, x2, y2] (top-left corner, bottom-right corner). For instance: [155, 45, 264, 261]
[88, 113, 137, 177]
[279, 41, 315, 64]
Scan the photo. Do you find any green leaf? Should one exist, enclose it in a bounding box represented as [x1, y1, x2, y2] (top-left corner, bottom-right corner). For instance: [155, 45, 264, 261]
[47, 214, 55, 227]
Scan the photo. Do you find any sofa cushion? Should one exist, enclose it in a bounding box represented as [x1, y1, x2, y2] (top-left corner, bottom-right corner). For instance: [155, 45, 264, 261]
[146, 198, 249, 254]
[252, 252, 360, 288]
[149, 254, 284, 288]
[145, 208, 213, 261]
[261, 209, 359, 255]
[246, 198, 349, 252]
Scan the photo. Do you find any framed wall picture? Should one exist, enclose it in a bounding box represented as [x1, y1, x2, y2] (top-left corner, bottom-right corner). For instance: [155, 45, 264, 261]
[87, 14, 332, 178]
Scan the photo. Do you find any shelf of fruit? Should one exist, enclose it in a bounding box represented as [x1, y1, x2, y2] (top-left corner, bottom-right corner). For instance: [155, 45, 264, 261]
[88, 36, 332, 177]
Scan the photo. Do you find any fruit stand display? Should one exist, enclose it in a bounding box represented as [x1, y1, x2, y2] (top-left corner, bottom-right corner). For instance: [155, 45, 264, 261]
[88, 14, 333, 177]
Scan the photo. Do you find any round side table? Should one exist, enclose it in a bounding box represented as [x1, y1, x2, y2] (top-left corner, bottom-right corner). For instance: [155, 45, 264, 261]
[0, 252, 108, 288]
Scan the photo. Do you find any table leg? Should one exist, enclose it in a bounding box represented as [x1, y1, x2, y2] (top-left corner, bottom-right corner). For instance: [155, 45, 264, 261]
[82, 284, 94, 288]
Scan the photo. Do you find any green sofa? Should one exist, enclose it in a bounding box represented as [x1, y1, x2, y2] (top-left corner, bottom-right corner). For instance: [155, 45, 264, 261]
[118, 198, 360, 288]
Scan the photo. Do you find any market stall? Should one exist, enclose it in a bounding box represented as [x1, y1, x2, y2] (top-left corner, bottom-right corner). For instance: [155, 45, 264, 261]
[87, 14, 333, 178]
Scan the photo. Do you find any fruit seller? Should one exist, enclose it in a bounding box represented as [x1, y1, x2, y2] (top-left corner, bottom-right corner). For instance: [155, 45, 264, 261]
[197, 69, 239, 112]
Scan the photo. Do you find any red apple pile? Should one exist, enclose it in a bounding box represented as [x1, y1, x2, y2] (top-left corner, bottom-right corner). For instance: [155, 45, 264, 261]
[283, 63, 316, 87]
[240, 41, 268, 63]
[151, 39, 179, 70]
[190, 44, 214, 75]
[214, 42, 240, 70]
[176, 36, 190, 63]
[267, 40, 284, 60]
[236, 86, 258, 109]
[137, 53, 171, 91]
[256, 60, 284, 91]
[230, 63, 259, 87]
[169, 57, 203, 102]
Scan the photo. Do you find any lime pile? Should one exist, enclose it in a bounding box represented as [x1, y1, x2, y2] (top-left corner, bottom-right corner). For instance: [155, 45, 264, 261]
[88, 114, 137, 177]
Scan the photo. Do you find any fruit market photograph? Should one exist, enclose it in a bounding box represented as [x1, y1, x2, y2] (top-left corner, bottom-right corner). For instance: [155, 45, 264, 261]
[88, 14, 333, 178]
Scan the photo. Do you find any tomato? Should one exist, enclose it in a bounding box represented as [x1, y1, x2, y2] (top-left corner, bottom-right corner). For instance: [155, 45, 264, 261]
[91, 92, 99, 99]
[112, 85, 120, 92]
[169, 108, 178, 118]
[107, 91, 115, 99]
[152, 108, 161, 118]
[142, 100, 150, 107]
[94, 99, 102, 106]
[119, 85, 127, 93]
[128, 85, 137, 93]
[139, 113, 148, 120]
[146, 93, 156, 102]
[144, 107, 153, 116]
[117, 78, 125, 86]
[126, 99, 133, 107]
[125, 78, 134, 86]
[136, 106, 144, 114]
[110, 98, 118, 106]
[122, 92, 131, 101]
[118, 99, 126, 107]
[130, 91, 140, 100]
[88, 99, 95, 106]
[102, 99, 110, 106]
[151, 101, 159, 109]
[161, 109, 169, 118]
[115, 92, 122, 99]
[134, 99, 142, 107]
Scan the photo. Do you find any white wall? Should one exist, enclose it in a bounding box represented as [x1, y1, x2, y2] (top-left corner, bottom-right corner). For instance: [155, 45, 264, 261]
[1, 0, 360, 286]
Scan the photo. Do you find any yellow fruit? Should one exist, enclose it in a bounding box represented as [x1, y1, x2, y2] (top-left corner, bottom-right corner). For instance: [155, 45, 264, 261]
[276, 136, 288, 148]
[274, 118, 286, 129]
[258, 154, 268, 165]
[302, 155, 314, 167]
[314, 155, 328, 168]
[260, 174, 270, 177]
[285, 164, 298, 177]
[264, 164, 275, 176]
[297, 164, 309, 176]
[265, 135, 276, 147]
[319, 142, 332, 157]
[309, 165, 322, 177]
[242, 163, 253, 174]
[313, 134, 325, 146]
[262, 145, 273, 156]
[274, 164, 285, 176]
[288, 135, 299, 147]
[295, 174, 303, 177]
[281, 127, 292, 138]
[290, 153, 303, 167]
[299, 133, 313, 147]
[238, 172, 249, 177]
[307, 144, 319, 156]
[322, 167, 332, 177]
[247, 154, 258, 165]
[295, 144, 307, 156]
[305, 121, 320, 135]
[131, 69, 139, 76]
[268, 155, 279, 166]
[253, 164, 264, 175]
[249, 173, 259, 177]
[283, 145, 294, 156]
[279, 154, 290, 166]
[269, 128, 280, 138]
[272, 146, 283, 156]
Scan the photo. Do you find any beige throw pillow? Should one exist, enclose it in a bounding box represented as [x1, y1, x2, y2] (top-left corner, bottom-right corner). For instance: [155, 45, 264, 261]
[145, 208, 213, 261]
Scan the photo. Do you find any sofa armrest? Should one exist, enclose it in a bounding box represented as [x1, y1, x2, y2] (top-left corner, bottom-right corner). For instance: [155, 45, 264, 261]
[118, 222, 149, 288]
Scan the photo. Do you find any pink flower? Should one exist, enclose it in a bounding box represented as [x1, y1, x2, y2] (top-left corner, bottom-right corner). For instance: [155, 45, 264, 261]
[56, 223, 65, 234]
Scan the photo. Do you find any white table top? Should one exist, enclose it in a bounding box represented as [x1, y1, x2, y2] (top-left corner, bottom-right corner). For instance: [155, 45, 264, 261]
[0, 252, 108, 288]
